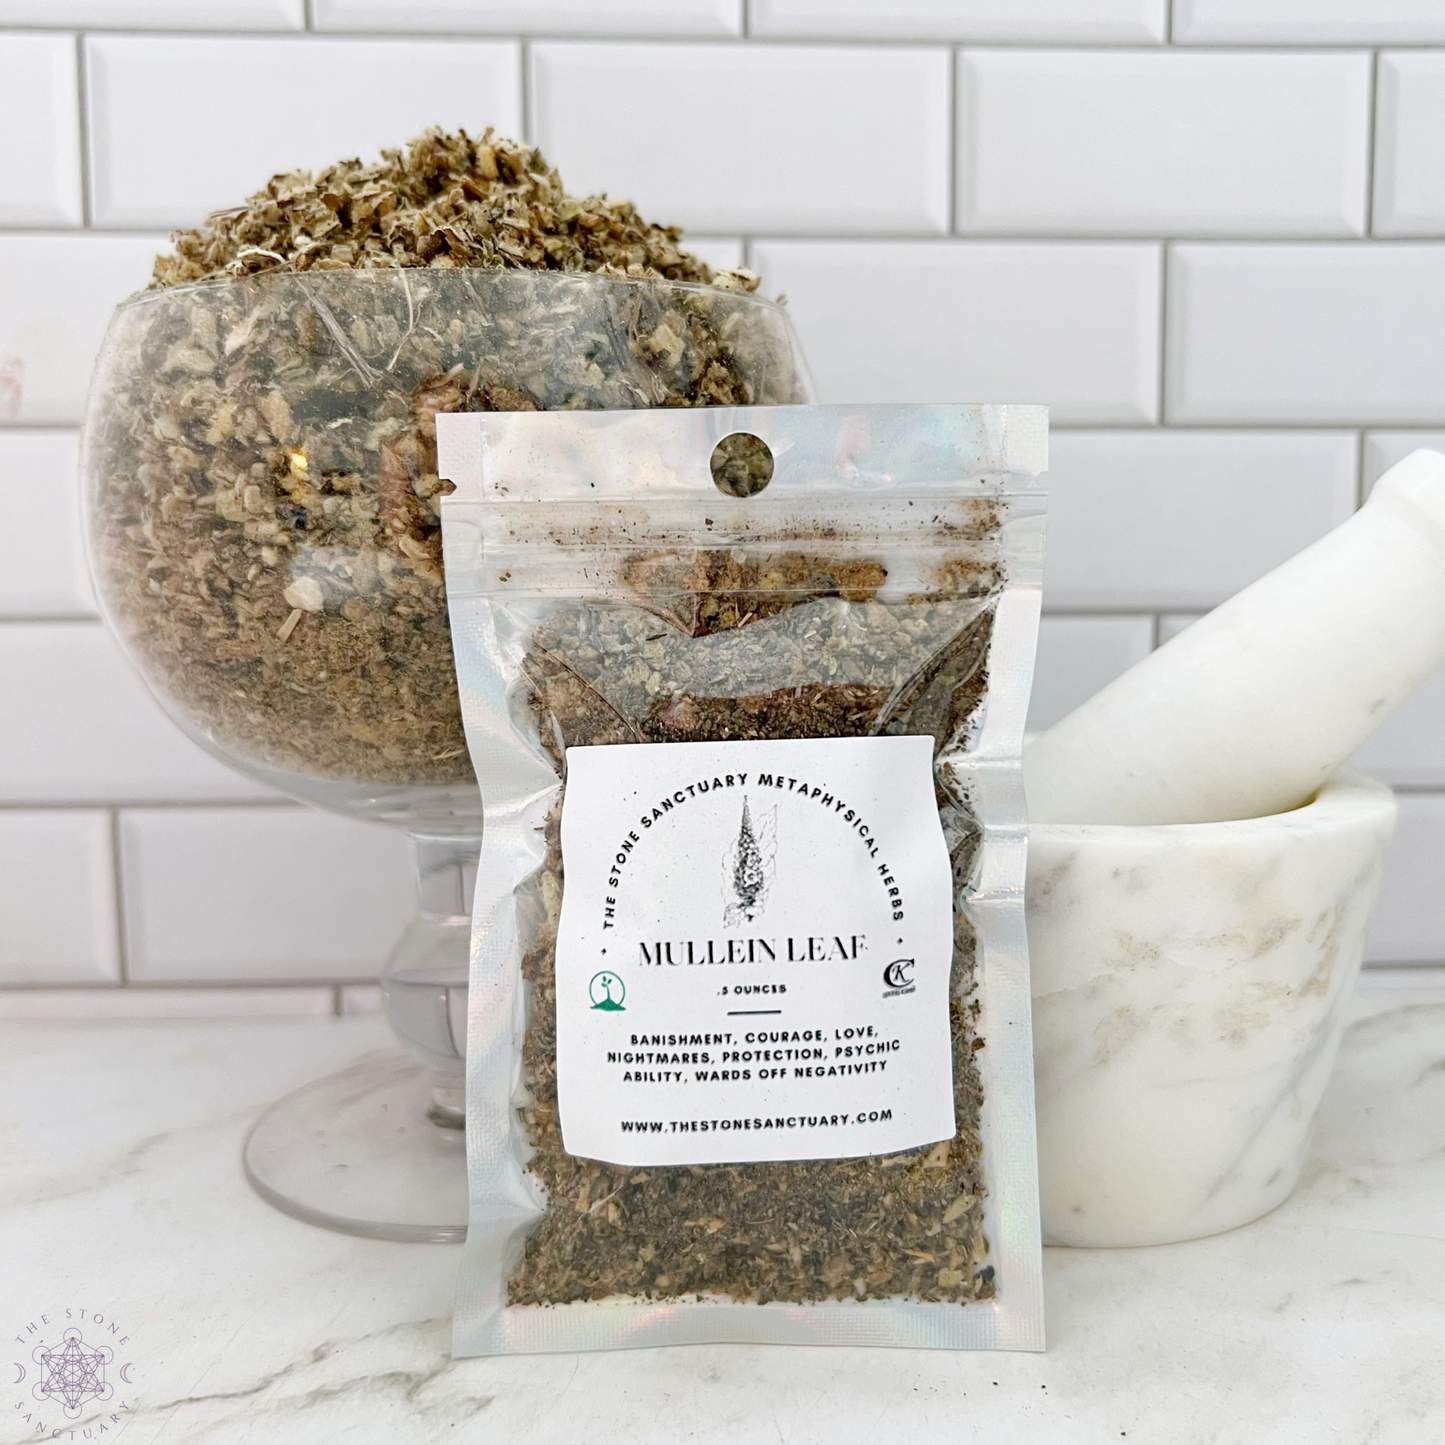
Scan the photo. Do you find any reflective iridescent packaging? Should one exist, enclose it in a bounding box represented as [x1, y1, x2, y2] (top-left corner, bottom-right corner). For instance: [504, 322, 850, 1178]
[439, 403, 1048, 1354]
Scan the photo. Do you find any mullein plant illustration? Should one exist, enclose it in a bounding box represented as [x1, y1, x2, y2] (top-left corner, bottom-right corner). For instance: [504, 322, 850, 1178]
[722, 797, 777, 927]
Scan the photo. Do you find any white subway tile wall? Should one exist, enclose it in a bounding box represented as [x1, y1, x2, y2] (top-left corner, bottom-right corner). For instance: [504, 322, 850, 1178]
[1365, 795, 1445, 964]
[751, 241, 1161, 422]
[1027, 615, 1154, 733]
[0, 34, 83, 228]
[1, 6, 1443, 1002]
[680, 237, 746, 274]
[1167, 244, 1445, 424]
[0, 4, 305, 28]
[1374, 53, 1445, 238]
[0, 232, 163, 423]
[1172, 1, 1445, 45]
[0, 431, 95, 616]
[119, 808, 413, 982]
[751, 0, 1167, 43]
[1364, 431, 1445, 489]
[1156, 613, 1201, 645]
[1043, 430, 1358, 609]
[0, 624, 275, 802]
[530, 43, 952, 236]
[0, 986, 338, 1018]
[0, 810, 116, 984]
[313, 1, 743, 37]
[955, 50, 1370, 237]
[338, 983, 384, 1014]
[85, 35, 523, 229]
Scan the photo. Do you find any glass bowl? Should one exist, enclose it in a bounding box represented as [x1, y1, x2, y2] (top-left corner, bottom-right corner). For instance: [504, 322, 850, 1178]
[81, 267, 812, 1238]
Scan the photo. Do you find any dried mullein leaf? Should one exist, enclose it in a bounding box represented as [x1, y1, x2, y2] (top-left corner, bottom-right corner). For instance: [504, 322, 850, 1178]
[506, 578, 997, 1309]
[152, 126, 758, 293]
[87, 130, 804, 788]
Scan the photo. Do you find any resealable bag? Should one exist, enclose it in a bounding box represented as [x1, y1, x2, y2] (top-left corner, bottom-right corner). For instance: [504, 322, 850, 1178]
[439, 403, 1048, 1354]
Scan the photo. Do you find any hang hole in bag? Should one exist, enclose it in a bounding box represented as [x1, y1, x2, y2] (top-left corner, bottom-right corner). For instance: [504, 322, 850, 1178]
[709, 432, 774, 497]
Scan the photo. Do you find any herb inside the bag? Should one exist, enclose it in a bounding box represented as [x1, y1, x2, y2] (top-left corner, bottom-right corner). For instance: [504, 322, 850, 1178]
[508, 554, 997, 1308]
[87, 128, 797, 787]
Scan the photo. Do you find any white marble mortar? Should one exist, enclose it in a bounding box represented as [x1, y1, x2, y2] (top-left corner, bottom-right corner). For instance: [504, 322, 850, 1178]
[1027, 772, 1397, 1248]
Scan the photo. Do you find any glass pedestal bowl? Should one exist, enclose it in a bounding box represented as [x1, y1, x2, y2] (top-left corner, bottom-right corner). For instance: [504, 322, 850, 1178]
[81, 267, 811, 1240]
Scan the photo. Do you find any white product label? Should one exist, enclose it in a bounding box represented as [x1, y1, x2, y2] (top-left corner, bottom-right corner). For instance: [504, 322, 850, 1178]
[553, 736, 957, 1166]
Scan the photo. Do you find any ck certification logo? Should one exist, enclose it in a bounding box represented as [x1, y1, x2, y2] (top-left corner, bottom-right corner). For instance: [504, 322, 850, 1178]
[882, 958, 916, 996]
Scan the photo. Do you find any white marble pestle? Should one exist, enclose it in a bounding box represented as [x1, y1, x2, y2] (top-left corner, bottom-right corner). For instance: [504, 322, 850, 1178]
[1025, 448, 1445, 825]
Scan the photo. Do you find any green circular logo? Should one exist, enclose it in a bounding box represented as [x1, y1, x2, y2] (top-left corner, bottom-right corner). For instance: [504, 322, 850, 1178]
[589, 970, 626, 1011]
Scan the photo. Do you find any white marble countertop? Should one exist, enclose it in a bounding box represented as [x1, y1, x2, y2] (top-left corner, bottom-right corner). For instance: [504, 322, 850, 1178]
[4, 971, 1444, 1445]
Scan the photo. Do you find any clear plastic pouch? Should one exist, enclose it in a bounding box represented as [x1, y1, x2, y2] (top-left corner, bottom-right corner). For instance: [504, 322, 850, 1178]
[439, 403, 1047, 1354]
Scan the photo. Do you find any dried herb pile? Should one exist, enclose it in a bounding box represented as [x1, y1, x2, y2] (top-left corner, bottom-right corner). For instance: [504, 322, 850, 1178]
[87, 130, 795, 788]
[506, 562, 998, 1307]
[153, 128, 753, 291]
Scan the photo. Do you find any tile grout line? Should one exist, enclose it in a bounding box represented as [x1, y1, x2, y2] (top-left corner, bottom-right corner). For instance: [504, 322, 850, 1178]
[8, 21, 1445, 48]
[1356, 428, 1369, 506]
[0, 614, 102, 624]
[74, 32, 92, 229]
[108, 807, 129, 985]
[1040, 603, 1243, 618]
[1360, 959, 1445, 971]
[948, 46, 959, 236]
[0, 799, 301, 813]
[520, 37, 532, 143]
[12, 26, 1445, 49]
[1365, 48, 1381, 236]
[0, 978, 383, 993]
[0, 613, 102, 624]
[741, 0, 751, 40]
[1156, 243, 1169, 425]
[1040, 609, 1176, 619]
